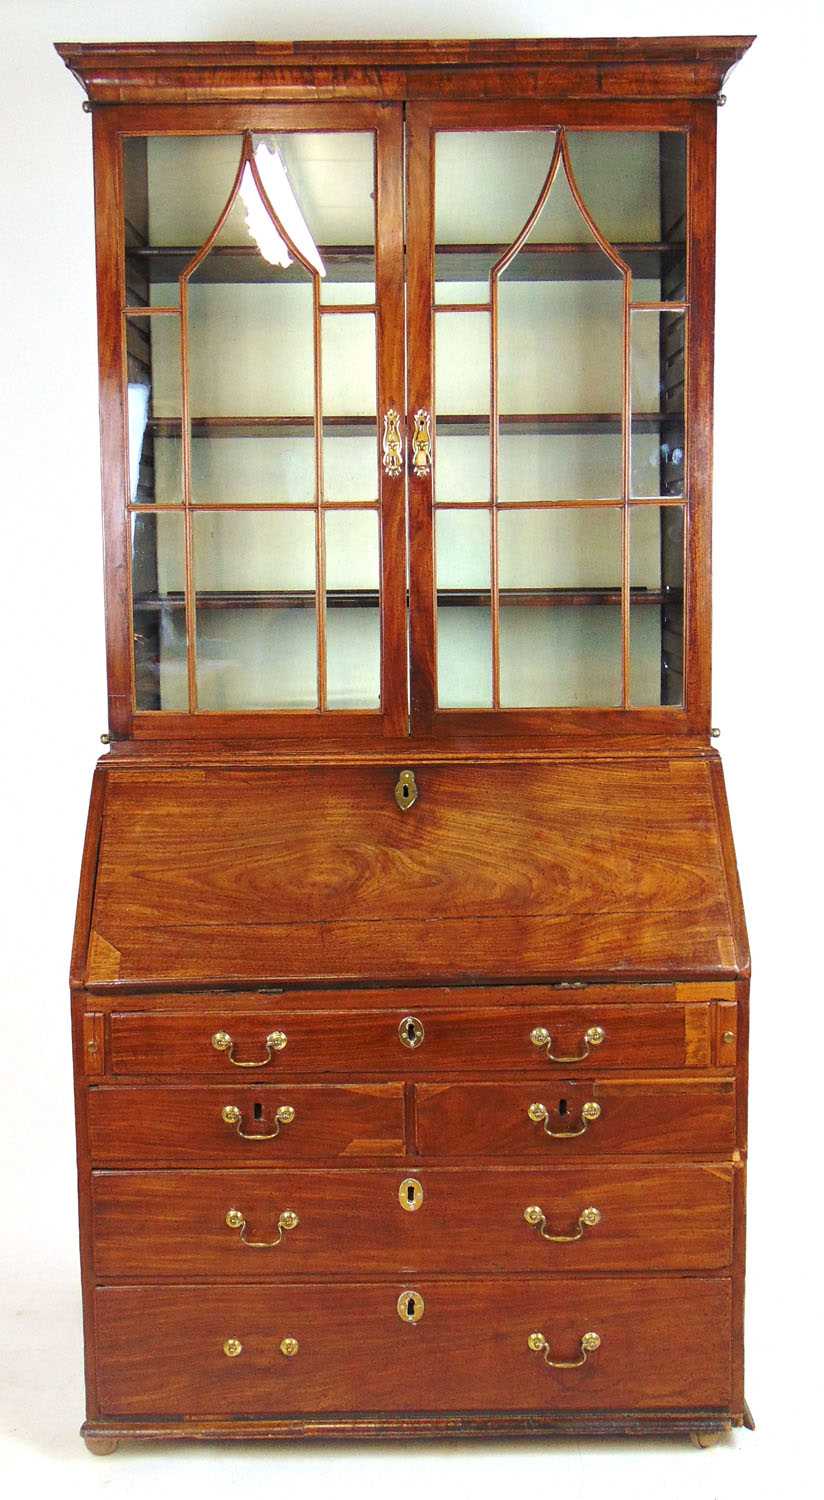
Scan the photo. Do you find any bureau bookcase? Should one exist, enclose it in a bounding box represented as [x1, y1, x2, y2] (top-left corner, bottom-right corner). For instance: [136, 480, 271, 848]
[57, 36, 753, 1452]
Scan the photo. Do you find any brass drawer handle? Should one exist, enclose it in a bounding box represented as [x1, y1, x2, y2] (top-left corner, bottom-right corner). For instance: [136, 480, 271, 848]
[212, 1029, 287, 1066]
[530, 1024, 605, 1062]
[221, 1103, 295, 1139]
[225, 1207, 299, 1247]
[524, 1204, 601, 1242]
[528, 1100, 601, 1137]
[528, 1330, 601, 1369]
[223, 1335, 299, 1358]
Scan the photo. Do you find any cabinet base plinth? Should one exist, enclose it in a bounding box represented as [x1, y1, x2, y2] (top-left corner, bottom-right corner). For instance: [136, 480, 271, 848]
[81, 1412, 741, 1447]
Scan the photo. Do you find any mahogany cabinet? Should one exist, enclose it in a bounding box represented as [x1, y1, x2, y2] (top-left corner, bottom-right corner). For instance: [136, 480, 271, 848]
[57, 35, 754, 1453]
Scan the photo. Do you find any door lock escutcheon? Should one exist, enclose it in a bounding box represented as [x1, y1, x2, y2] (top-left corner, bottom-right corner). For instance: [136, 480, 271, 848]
[399, 1177, 424, 1211]
[394, 768, 418, 811]
[399, 1015, 425, 1049]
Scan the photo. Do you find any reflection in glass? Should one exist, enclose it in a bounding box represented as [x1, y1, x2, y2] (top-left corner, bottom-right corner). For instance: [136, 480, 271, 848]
[434, 312, 490, 503]
[631, 309, 686, 499]
[436, 510, 492, 707]
[325, 509, 380, 709]
[629, 504, 685, 707]
[131, 513, 188, 710]
[194, 511, 317, 710]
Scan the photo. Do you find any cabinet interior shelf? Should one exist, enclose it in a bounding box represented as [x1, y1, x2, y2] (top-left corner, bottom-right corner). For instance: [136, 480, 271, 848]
[128, 240, 680, 285]
[149, 412, 676, 439]
[134, 587, 676, 613]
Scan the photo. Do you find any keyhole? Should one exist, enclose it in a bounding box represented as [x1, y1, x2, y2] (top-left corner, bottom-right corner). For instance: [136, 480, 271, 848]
[406, 1296, 415, 1319]
[406, 1020, 415, 1042]
[558, 1098, 568, 1117]
[407, 1183, 415, 1205]
[253, 1101, 263, 1121]
[402, 784, 410, 801]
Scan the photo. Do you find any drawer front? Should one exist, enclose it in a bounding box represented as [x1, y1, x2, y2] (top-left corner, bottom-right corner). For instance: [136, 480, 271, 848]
[416, 1080, 736, 1157]
[107, 1000, 713, 1076]
[91, 1165, 734, 1277]
[86, 1084, 405, 1164]
[94, 1278, 732, 1416]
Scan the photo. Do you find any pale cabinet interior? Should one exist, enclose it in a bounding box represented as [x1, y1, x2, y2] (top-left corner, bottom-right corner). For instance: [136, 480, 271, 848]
[125, 124, 686, 720]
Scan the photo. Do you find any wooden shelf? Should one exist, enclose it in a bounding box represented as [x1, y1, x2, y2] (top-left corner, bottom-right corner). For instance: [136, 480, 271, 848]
[134, 587, 675, 613]
[149, 412, 680, 439]
[127, 240, 682, 286]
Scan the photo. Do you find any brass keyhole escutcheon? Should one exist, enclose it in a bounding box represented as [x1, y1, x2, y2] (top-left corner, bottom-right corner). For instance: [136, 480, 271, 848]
[397, 1289, 425, 1323]
[394, 769, 418, 811]
[399, 1177, 424, 1212]
[399, 1015, 425, 1049]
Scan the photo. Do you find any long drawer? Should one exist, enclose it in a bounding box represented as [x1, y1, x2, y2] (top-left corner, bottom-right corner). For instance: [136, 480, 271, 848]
[415, 1079, 736, 1156]
[86, 1084, 405, 1164]
[91, 1165, 734, 1276]
[93, 1278, 732, 1416]
[106, 998, 720, 1075]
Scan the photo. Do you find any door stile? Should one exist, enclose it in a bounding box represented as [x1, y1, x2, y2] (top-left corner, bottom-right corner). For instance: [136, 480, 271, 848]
[375, 104, 409, 738]
[406, 103, 437, 731]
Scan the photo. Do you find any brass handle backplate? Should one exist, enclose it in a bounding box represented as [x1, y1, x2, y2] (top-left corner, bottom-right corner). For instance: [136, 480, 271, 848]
[528, 1330, 601, 1369]
[225, 1207, 299, 1247]
[212, 1029, 287, 1066]
[524, 1204, 601, 1242]
[394, 768, 418, 811]
[530, 1024, 605, 1063]
[221, 1103, 295, 1140]
[383, 408, 403, 477]
[528, 1100, 601, 1138]
[411, 408, 432, 476]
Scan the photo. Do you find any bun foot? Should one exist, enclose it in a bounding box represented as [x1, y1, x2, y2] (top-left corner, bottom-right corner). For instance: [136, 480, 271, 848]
[84, 1436, 119, 1455]
[690, 1430, 726, 1449]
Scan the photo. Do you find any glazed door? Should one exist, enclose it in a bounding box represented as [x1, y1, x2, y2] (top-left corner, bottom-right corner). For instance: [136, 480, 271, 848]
[407, 101, 710, 743]
[104, 103, 406, 740]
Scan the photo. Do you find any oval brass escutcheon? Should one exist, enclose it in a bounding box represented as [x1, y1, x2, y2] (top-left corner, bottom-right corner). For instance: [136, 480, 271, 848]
[399, 1177, 424, 1212]
[397, 1289, 425, 1323]
[399, 1015, 425, 1049]
[394, 769, 418, 811]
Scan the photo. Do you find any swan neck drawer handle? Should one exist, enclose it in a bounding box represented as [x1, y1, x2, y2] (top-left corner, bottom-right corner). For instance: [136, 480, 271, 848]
[527, 1100, 601, 1137]
[528, 1330, 601, 1369]
[523, 1204, 601, 1242]
[225, 1208, 299, 1247]
[221, 1103, 295, 1139]
[212, 1029, 287, 1066]
[530, 1024, 605, 1062]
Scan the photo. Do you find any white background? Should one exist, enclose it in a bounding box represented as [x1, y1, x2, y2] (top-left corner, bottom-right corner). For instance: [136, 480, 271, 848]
[1, 2, 821, 1496]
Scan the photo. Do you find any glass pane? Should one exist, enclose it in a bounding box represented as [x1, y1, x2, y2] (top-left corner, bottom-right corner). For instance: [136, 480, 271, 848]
[193, 511, 317, 709]
[434, 130, 556, 291]
[631, 309, 686, 499]
[126, 313, 182, 504]
[497, 152, 625, 506]
[131, 513, 188, 710]
[499, 507, 621, 591]
[322, 313, 377, 501]
[499, 509, 622, 708]
[325, 510, 380, 709]
[436, 510, 492, 707]
[630, 505, 685, 707]
[499, 606, 622, 708]
[434, 312, 490, 502]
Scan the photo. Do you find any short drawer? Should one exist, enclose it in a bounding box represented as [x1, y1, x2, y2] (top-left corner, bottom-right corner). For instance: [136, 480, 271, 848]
[91, 1164, 734, 1278]
[106, 999, 720, 1076]
[86, 1084, 404, 1165]
[93, 1277, 732, 1417]
[415, 1079, 736, 1157]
